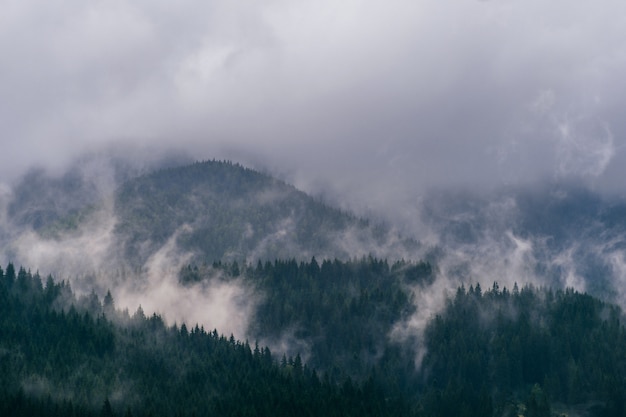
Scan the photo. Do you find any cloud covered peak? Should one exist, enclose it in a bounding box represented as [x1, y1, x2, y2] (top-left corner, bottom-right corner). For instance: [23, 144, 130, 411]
[2, 0, 626, 207]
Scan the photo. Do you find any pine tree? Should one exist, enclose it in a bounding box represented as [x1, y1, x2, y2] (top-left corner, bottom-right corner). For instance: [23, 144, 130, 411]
[5, 263, 15, 289]
[100, 398, 115, 417]
[103, 290, 115, 317]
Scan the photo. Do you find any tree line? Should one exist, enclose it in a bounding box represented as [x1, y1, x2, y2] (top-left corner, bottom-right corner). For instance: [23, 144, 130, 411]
[3, 259, 626, 416]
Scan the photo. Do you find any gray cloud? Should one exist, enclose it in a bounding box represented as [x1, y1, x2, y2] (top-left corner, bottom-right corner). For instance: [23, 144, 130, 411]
[115, 226, 259, 340]
[2, 0, 626, 229]
[4, 0, 626, 355]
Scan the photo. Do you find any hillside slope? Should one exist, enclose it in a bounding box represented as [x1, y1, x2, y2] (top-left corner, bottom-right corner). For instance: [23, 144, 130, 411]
[3, 159, 417, 272]
[0, 264, 407, 417]
[114, 160, 405, 264]
[3, 262, 626, 417]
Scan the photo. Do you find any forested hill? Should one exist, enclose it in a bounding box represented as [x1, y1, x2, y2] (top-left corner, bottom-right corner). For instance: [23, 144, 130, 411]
[0, 263, 406, 417]
[115, 160, 363, 263]
[187, 259, 626, 416]
[113, 160, 418, 265]
[3, 261, 626, 416]
[4, 159, 417, 269]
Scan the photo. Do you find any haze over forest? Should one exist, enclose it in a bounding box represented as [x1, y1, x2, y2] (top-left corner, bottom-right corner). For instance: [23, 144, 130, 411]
[2, 1, 626, 416]
[3, 0, 626, 334]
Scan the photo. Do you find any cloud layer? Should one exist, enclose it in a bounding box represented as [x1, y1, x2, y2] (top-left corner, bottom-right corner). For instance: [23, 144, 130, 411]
[2, 0, 626, 219]
[3, 1, 626, 356]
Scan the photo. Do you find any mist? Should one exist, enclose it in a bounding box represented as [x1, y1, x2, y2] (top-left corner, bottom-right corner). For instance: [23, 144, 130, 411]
[2, 0, 626, 368]
[116, 227, 258, 340]
[2, 1, 626, 206]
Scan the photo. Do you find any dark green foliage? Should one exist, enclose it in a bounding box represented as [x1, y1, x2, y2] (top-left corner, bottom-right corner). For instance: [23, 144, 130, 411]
[525, 384, 551, 417]
[4, 260, 626, 417]
[421, 283, 626, 416]
[185, 257, 429, 384]
[0, 264, 411, 417]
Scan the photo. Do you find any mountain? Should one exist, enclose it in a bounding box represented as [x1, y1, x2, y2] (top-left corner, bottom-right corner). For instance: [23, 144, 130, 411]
[113, 160, 416, 265]
[3, 156, 626, 416]
[2, 159, 418, 274]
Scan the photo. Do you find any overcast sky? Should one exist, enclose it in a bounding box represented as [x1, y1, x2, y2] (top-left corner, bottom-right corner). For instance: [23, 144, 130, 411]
[2, 0, 626, 220]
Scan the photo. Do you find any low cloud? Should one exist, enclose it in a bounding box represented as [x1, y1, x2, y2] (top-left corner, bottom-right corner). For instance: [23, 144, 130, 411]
[0, 158, 259, 339]
[2, 0, 626, 218]
[258, 326, 312, 364]
[7, 207, 117, 287]
[390, 184, 626, 365]
[554, 118, 615, 179]
[116, 228, 258, 339]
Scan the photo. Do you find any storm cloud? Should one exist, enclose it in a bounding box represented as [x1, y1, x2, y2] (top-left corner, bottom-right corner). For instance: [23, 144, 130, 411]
[2, 0, 626, 229]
